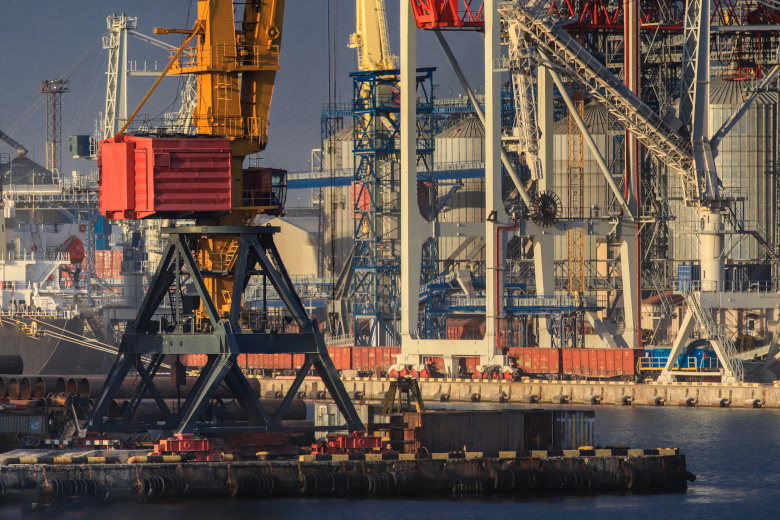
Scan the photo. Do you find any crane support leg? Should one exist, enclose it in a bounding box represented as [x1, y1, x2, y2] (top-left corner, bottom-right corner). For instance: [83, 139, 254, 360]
[85, 226, 364, 435]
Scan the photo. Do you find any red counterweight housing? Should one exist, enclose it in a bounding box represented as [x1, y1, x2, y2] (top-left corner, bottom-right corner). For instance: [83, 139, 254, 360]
[98, 135, 286, 220]
[99, 135, 232, 220]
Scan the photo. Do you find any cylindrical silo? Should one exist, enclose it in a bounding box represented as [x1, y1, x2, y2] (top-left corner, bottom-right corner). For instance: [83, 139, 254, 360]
[434, 116, 486, 268]
[553, 101, 622, 269]
[668, 77, 777, 271]
[322, 124, 357, 279]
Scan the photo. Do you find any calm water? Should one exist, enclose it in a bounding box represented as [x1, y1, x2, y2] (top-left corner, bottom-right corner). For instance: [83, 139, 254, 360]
[6, 405, 779, 519]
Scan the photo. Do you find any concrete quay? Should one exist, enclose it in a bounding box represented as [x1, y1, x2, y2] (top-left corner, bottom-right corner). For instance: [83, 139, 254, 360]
[0, 447, 691, 507]
[256, 377, 775, 408]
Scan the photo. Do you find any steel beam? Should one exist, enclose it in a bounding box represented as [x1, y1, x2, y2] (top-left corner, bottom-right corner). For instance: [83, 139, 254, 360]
[85, 227, 364, 435]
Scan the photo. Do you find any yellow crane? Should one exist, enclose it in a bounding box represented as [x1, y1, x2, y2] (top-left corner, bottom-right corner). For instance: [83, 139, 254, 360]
[89, 0, 364, 436]
[349, 0, 397, 71]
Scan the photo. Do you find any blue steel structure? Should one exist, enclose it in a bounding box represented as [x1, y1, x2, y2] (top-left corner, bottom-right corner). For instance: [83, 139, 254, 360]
[305, 78, 597, 346]
[350, 68, 435, 346]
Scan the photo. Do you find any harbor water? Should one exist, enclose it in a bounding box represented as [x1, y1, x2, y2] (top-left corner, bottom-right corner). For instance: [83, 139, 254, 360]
[3, 405, 776, 519]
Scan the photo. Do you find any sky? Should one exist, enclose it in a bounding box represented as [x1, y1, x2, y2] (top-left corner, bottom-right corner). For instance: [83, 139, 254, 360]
[0, 1, 486, 184]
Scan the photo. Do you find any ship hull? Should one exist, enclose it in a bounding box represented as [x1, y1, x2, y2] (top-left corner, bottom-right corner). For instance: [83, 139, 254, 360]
[0, 317, 116, 375]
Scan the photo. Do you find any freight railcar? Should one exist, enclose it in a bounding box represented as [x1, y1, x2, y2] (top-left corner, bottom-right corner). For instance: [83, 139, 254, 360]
[506, 347, 643, 381]
[182, 347, 643, 381]
[181, 347, 403, 377]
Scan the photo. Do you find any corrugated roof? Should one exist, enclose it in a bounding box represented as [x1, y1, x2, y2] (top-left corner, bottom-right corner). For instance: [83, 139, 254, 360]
[710, 78, 745, 105]
[333, 124, 354, 141]
[553, 102, 617, 135]
[710, 77, 778, 105]
[436, 116, 485, 138]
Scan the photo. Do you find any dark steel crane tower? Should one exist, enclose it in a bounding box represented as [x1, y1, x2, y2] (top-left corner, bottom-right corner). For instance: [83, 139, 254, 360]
[40, 79, 70, 176]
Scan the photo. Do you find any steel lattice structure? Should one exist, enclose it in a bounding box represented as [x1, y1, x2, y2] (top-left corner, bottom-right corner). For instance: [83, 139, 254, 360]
[40, 79, 69, 176]
[351, 68, 435, 346]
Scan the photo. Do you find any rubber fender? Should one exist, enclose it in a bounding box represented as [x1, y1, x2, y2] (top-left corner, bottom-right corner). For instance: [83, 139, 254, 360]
[299, 473, 315, 494]
[543, 468, 582, 491]
[452, 476, 485, 494]
[492, 392, 508, 403]
[517, 467, 542, 490]
[624, 464, 677, 490]
[331, 472, 350, 493]
[623, 464, 640, 490]
[647, 396, 665, 406]
[234, 475, 261, 497]
[493, 469, 509, 490]
[433, 392, 450, 402]
[677, 397, 696, 407]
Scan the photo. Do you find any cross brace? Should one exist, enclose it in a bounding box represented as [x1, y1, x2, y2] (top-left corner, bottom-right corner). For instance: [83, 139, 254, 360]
[85, 226, 364, 435]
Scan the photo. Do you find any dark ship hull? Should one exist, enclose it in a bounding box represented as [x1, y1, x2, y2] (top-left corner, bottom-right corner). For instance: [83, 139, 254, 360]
[0, 316, 116, 375]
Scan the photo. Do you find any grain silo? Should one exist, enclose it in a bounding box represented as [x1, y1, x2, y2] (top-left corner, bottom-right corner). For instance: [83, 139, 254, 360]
[434, 116, 486, 269]
[322, 124, 357, 278]
[552, 101, 623, 266]
[668, 78, 778, 271]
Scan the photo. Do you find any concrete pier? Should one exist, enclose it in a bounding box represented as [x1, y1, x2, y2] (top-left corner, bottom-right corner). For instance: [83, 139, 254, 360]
[0, 447, 691, 506]
[256, 377, 777, 408]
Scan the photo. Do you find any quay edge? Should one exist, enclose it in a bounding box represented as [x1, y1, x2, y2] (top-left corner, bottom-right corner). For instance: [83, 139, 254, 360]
[253, 376, 778, 408]
[0, 448, 692, 505]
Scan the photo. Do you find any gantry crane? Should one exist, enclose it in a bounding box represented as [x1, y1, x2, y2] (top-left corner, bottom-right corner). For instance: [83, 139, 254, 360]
[86, 0, 363, 435]
[498, 2, 743, 381]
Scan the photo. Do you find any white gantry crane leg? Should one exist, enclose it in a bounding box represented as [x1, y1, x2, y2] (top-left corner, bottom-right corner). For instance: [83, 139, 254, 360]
[534, 65, 555, 348]
[399, 0, 427, 353]
[483, 0, 511, 368]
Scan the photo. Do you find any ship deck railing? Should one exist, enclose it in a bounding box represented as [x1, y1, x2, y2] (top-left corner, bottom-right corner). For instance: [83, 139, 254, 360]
[1, 251, 70, 263]
[0, 308, 60, 318]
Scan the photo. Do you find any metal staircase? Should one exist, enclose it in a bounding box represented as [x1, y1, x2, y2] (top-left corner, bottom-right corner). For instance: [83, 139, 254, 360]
[646, 268, 677, 345]
[681, 288, 743, 381]
[726, 203, 779, 261]
[223, 238, 240, 269]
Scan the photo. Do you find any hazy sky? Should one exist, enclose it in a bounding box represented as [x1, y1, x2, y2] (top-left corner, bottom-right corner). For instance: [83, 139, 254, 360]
[0, 1, 485, 180]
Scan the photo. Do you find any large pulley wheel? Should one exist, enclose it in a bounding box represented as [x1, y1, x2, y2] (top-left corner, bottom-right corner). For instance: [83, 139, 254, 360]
[530, 191, 561, 227]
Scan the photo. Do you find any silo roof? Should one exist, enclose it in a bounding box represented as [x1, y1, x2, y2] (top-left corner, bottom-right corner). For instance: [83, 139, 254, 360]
[553, 102, 616, 135]
[436, 116, 485, 138]
[710, 77, 778, 105]
[333, 124, 354, 141]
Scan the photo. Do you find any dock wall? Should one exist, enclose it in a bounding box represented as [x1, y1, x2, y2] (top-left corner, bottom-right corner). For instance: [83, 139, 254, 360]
[0, 448, 690, 506]
[256, 377, 775, 407]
